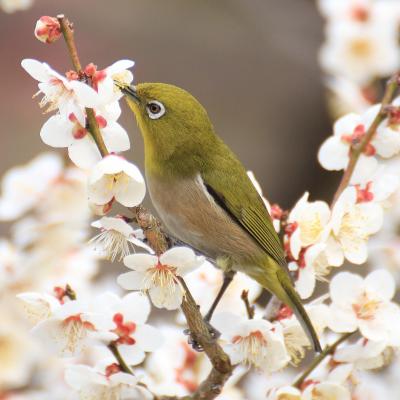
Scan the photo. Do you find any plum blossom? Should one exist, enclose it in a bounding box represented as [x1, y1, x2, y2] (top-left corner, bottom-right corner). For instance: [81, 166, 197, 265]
[34, 16, 61, 44]
[40, 113, 130, 169]
[334, 338, 392, 371]
[318, 106, 379, 183]
[292, 241, 344, 299]
[274, 303, 329, 363]
[81, 60, 135, 104]
[18, 292, 110, 356]
[213, 312, 290, 372]
[91, 216, 152, 261]
[287, 192, 331, 259]
[271, 381, 351, 400]
[329, 187, 383, 264]
[118, 247, 205, 310]
[21, 59, 100, 124]
[65, 364, 152, 400]
[0, 152, 63, 220]
[0, 0, 33, 13]
[88, 155, 146, 207]
[92, 292, 163, 365]
[328, 270, 400, 344]
[318, 0, 400, 26]
[319, 20, 400, 84]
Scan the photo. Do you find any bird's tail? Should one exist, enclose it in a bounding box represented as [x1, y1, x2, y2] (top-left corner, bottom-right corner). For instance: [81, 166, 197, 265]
[275, 268, 322, 353]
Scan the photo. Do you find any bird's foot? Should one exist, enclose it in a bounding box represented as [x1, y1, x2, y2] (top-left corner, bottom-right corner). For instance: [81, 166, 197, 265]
[183, 319, 221, 352]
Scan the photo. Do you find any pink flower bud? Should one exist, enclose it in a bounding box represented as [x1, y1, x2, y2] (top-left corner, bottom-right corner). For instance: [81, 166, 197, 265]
[34, 16, 61, 44]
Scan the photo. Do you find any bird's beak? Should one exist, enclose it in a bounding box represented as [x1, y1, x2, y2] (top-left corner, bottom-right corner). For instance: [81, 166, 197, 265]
[116, 83, 141, 103]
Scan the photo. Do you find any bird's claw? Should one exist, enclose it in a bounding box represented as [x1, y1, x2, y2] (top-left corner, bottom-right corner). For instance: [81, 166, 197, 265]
[183, 320, 221, 352]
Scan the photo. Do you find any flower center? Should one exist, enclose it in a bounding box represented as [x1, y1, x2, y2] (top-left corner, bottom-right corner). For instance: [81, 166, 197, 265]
[232, 330, 268, 368]
[348, 38, 374, 58]
[143, 262, 181, 296]
[299, 215, 324, 246]
[352, 293, 381, 320]
[63, 314, 95, 353]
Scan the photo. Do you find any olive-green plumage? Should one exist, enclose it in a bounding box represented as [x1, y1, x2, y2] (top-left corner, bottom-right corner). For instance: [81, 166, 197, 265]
[124, 82, 321, 353]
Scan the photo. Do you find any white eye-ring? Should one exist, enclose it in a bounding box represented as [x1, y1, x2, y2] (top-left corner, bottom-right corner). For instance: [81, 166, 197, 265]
[146, 100, 166, 119]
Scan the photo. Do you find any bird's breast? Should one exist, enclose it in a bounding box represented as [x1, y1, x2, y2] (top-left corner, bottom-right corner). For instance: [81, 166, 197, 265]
[146, 173, 264, 267]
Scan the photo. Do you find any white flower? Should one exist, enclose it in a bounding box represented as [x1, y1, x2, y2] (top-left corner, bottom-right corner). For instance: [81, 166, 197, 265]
[40, 114, 130, 169]
[21, 59, 100, 124]
[93, 292, 163, 365]
[88, 155, 145, 207]
[20, 293, 110, 356]
[0, 152, 63, 220]
[82, 60, 135, 104]
[329, 187, 383, 264]
[274, 303, 329, 364]
[318, 106, 379, 183]
[319, 20, 400, 84]
[90, 217, 152, 261]
[17, 291, 60, 324]
[373, 97, 400, 158]
[293, 241, 344, 299]
[334, 338, 391, 370]
[328, 270, 400, 344]
[288, 192, 331, 259]
[1, 0, 33, 13]
[318, 0, 400, 26]
[213, 312, 290, 372]
[302, 381, 351, 400]
[118, 247, 205, 310]
[65, 364, 151, 400]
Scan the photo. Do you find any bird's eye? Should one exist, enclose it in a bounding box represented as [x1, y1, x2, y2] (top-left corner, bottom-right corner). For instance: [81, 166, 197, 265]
[146, 101, 165, 120]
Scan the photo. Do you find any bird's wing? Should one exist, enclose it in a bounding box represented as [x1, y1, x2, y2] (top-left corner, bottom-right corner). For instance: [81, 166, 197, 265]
[201, 153, 286, 267]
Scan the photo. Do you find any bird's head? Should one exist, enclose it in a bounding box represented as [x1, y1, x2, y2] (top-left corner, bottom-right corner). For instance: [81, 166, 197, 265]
[122, 83, 217, 172]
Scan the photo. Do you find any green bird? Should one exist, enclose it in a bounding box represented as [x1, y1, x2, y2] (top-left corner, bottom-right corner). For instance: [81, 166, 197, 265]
[122, 82, 322, 353]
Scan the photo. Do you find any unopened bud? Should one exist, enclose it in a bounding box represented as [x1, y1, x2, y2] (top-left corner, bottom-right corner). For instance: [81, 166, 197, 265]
[34, 16, 61, 44]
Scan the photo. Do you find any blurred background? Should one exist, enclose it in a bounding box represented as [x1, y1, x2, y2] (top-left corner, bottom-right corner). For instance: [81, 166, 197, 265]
[0, 0, 334, 224]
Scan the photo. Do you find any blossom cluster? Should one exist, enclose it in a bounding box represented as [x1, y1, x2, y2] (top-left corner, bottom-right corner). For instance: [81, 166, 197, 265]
[318, 0, 400, 116]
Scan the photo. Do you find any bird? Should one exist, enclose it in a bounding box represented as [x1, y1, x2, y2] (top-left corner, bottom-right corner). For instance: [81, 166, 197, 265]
[121, 82, 322, 353]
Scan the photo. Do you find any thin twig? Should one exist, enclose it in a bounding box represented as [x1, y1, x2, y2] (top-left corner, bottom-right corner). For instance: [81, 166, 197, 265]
[57, 14, 109, 157]
[108, 342, 135, 375]
[331, 73, 399, 206]
[241, 290, 255, 319]
[293, 331, 355, 388]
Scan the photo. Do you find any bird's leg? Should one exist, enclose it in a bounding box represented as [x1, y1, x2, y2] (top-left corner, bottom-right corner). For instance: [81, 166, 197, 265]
[204, 269, 236, 323]
[184, 269, 236, 352]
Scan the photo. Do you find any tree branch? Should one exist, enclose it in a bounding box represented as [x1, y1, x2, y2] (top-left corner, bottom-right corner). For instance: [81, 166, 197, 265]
[58, 15, 233, 399]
